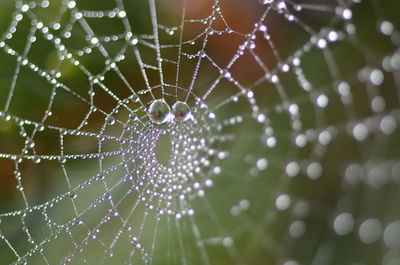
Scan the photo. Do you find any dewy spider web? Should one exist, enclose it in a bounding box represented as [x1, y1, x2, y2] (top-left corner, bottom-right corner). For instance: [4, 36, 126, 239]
[0, 0, 399, 264]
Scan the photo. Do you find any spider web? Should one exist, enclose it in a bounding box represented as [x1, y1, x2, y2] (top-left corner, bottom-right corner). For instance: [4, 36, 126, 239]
[0, 0, 399, 264]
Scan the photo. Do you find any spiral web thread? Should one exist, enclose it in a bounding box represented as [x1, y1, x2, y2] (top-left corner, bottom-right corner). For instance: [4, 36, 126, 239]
[0, 0, 399, 264]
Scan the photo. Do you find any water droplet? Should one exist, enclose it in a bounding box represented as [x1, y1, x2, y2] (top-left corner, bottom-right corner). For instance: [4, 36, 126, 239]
[260, 0, 273, 5]
[317, 38, 327, 49]
[369, 68, 384, 86]
[380, 115, 396, 135]
[33, 156, 41, 164]
[316, 94, 329, 108]
[289, 220, 306, 238]
[106, 117, 115, 125]
[306, 162, 322, 180]
[333, 213, 355, 236]
[256, 158, 268, 170]
[16, 258, 27, 265]
[380, 20, 394, 35]
[384, 221, 400, 249]
[286, 161, 300, 177]
[172, 101, 191, 121]
[352, 122, 368, 141]
[59, 156, 66, 164]
[266, 136, 277, 148]
[288, 104, 299, 115]
[328, 30, 338, 42]
[270, 74, 279, 83]
[245, 40, 256, 49]
[359, 218, 382, 244]
[131, 37, 139, 45]
[221, 69, 231, 79]
[67, 1, 76, 9]
[239, 199, 250, 211]
[281, 64, 290, 72]
[258, 24, 267, 32]
[90, 37, 99, 45]
[148, 99, 171, 124]
[198, 50, 206, 58]
[222, 237, 233, 247]
[105, 249, 113, 258]
[26, 139, 35, 149]
[275, 194, 291, 211]
[118, 10, 126, 18]
[131, 94, 140, 102]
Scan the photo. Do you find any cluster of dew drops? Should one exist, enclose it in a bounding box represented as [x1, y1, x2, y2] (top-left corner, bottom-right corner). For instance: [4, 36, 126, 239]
[148, 99, 192, 124]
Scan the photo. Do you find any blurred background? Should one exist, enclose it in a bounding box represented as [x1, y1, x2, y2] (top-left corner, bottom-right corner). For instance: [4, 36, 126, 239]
[0, 0, 400, 264]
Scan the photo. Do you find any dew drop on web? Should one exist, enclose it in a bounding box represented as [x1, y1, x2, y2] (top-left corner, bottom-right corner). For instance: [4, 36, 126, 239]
[148, 99, 171, 124]
[172, 101, 191, 121]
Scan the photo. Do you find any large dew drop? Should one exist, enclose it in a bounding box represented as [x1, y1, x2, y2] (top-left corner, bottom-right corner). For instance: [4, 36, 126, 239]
[148, 99, 171, 124]
[172, 101, 191, 121]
